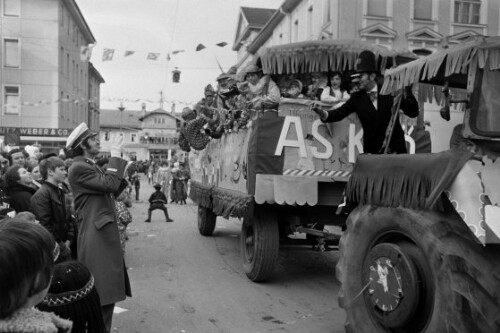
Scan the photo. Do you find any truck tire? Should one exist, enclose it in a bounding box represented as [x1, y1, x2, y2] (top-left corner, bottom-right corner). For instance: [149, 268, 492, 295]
[241, 208, 279, 282]
[336, 205, 500, 333]
[197, 206, 217, 236]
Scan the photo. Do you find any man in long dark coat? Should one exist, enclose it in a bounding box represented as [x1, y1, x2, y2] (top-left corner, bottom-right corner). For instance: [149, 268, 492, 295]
[66, 123, 131, 333]
[313, 51, 419, 154]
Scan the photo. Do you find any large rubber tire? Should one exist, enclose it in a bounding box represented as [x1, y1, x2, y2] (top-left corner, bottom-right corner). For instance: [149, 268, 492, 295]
[336, 205, 500, 333]
[197, 206, 217, 236]
[241, 208, 279, 282]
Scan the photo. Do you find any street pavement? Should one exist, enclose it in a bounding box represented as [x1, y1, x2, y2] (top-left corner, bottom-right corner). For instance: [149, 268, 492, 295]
[113, 178, 345, 333]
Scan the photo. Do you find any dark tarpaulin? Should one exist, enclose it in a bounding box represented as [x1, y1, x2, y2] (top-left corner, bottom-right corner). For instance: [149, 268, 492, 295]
[247, 112, 285, 196]
[346, 149, 473, 210]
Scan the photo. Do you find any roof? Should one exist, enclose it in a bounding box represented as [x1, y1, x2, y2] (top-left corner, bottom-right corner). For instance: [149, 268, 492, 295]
[241, 7, 275, 26]
[65, 0, 96, 44]
[259, 39, 417, 74]
[100, 109, 142, 129]
[233, 7, 277, 51]
[138, 108, 182, 122]
[247, 0, 302, 55]
[381, 36, 500, 94]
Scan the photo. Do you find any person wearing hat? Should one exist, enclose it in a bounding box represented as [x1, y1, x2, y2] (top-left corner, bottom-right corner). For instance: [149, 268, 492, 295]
[312, 50, 418, 154]
[65, 123, 131, 332]
[244, 64, 280, 111]
[145, 183, 173, 222]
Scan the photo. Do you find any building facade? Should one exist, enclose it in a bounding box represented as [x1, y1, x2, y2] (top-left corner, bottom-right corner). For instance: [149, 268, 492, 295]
[0, 0, 103, 153]
[238, 0, 498, 65]
[99, 107, 181, 161]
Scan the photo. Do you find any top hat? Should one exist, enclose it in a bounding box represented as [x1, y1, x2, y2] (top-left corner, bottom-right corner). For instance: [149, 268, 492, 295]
[66, 123, 97, 150]
[355, 51, 378, 73]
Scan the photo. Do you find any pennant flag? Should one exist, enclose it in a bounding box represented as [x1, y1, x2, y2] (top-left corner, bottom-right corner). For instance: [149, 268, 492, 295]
[80, 45, 92, 61]
[102, 49, 115, 61]
[196, 44, 206, 51]
[124, 50, 135, 57]
[216, 42, 228, 47]
[172, 50, 185, 55]
[147, 53, 160, 60]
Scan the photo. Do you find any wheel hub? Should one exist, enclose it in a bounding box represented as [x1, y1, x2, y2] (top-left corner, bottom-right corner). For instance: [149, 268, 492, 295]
[363, 243, 421, 328]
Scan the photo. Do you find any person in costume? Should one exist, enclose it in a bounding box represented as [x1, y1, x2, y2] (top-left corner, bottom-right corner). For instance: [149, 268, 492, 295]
[312, 51, 418, 154]
[244, 64, 280, 111]
[145, 183, 174, 222]
[66, 123, 131, 332]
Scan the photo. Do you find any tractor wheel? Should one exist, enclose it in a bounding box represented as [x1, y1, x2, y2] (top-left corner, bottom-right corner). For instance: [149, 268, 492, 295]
[336, 205, 500, 333]
[241, 208, 279, 282]
[197, 206, 217, 236]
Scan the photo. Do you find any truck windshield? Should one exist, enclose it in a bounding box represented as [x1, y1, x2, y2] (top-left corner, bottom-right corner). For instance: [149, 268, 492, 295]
[472, 69, 500, 136]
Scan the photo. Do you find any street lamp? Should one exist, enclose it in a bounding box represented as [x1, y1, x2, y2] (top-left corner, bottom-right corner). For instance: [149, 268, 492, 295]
[118, 102, 125, 136]
[118, 102, 125, 158]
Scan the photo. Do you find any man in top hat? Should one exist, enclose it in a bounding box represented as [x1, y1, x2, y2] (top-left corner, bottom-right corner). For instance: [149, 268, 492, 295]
[244, 64, 280, 111]
[65, 123, 131, 332]
[312, 51, 418, 154]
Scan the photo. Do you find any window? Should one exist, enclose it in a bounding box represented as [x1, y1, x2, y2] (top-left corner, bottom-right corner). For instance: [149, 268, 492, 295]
[454, 0, 480, 24]
[367, 0, 387, 17]
[131, 133, 137, 143]
[105, 131, 110, 141]
[414, 0, 432, 20]
[66, 53, 69, 78]
[4, 38, 19, 68]
[4, 86, 20, 114]
[3, 0, 20, 17]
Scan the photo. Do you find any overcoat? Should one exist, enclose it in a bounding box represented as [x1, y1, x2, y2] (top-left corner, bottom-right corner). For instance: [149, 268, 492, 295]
[323, 89, 418, 154]
[68, 156, 131, 305]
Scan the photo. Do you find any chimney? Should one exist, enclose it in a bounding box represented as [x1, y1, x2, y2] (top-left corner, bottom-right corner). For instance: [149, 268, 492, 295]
[171, 103, 176, 113]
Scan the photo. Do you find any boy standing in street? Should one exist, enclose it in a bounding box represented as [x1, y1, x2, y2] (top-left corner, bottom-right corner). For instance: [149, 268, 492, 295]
[30, 157, 76, 262]
[145, 183, 173, 223]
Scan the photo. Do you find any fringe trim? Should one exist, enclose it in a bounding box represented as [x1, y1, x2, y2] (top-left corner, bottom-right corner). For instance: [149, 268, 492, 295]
[260, 40, 412, 74]
[346, 171, 432, 209]
[212, 187, 253, 219]
[382, 37, 500, 95]
[189, 181, 213, 208]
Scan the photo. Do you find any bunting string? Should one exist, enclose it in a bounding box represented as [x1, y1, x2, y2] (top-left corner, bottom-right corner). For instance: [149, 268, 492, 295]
[80, 42, 229, 62]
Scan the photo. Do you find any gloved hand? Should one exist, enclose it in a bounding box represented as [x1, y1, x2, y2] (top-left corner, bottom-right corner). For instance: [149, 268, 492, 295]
[109, 132, 124, 157]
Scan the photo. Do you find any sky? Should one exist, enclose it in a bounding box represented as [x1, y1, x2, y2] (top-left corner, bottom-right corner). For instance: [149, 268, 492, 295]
[76, 0, 283, 112]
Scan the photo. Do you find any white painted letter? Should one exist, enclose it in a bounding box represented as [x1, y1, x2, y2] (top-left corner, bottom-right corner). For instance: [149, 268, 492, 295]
[349, 123, 363, 163]
[311, 120, 333, 159]
[275, 116, 307, 157]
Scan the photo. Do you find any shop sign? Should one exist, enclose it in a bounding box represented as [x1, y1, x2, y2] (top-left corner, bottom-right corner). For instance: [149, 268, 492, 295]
[0, 127, 72, 137]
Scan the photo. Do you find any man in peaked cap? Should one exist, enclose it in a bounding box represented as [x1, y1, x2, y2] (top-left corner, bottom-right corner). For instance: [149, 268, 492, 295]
[312, 50, 418, 154]
[65, 122, 131, 332]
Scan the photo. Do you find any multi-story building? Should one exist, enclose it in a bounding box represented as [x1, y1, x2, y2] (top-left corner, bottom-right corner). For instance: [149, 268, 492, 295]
[0, 0, 103, 153]
[242, 0, 498, 62]
[99, 106, 181, 161]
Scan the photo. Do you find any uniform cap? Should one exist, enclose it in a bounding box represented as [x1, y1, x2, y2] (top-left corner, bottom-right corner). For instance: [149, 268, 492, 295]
[66, 123, 97, 149]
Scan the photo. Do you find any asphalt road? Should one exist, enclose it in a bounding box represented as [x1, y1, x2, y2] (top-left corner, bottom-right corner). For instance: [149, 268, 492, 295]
[113, 179, 346, 333]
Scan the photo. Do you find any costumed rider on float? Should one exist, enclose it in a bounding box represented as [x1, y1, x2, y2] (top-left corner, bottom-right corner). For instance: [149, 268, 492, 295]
[244, 64, 280, 113]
